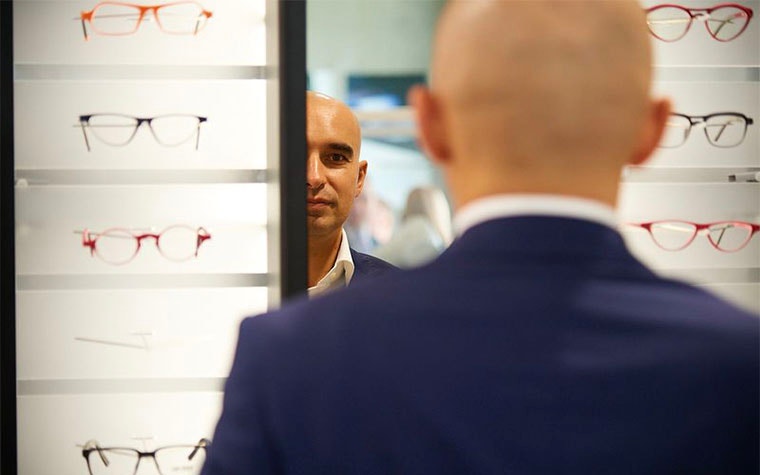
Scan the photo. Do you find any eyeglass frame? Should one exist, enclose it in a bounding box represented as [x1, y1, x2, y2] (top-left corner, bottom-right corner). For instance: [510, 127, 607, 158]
[645, 3, 754, 42]
[81, 438, 210, 475]
[662, 112, 754, 148]
[80, 225, 212, 265]
[80, 1, 213, 40]
[629, 220, 760, 252]
[78, 113, 208, 151]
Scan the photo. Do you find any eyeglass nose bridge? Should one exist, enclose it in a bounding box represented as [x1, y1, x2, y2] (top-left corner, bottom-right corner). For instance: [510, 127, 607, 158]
[135, 233, 160, 241]
[692, 11, 711, 22]
[134, 117, 153, 129]
[128, 450, 162, 475]
[133, 118, 155, 142]
[134, 232, 161, 253]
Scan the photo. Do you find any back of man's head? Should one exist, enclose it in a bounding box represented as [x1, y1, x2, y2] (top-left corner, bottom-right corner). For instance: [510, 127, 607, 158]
[410, 0, 670, 208]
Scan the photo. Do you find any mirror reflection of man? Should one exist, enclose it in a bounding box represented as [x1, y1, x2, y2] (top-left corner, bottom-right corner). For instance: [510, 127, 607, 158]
[305, 91, 396, 296]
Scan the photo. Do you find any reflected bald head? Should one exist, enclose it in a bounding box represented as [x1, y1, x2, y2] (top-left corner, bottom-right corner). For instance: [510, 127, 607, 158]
[306, 91, 361, 155]
[411, 0, 667, 207]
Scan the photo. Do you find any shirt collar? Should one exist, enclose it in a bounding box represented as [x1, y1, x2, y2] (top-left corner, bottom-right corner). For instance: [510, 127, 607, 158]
[308, 228, 355, 297]
[453, 194, 619, 237]
[336, 228, 356, 284]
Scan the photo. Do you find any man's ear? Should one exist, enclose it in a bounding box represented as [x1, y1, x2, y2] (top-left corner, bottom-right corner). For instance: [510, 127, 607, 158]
[629, 97, 671, 167]
[408, 85, 451, 165]
[355, 160, 368, 197]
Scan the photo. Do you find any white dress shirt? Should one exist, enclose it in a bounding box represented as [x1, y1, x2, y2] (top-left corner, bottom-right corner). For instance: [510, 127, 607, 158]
[308, 228, 356, 297]
[453, 194, 619, 237]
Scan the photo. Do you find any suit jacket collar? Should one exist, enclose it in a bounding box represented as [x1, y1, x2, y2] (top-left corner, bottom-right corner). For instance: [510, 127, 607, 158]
[444, 216, 649, 268]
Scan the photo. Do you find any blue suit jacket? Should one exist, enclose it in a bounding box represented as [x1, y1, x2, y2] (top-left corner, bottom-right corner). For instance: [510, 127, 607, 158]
[203, 217, 759, 475]
[349, 248, 397, 285]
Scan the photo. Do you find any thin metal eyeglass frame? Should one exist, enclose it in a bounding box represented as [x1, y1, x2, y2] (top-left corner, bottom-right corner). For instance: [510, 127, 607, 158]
[80, 225, 212, 265]
[645, 3, 754, 42]
[80, 1, 213, 40]
[662, 112, 753, 148]
[78, 114, 207, 151]
[629, 220, 760, 252]
[81, 438, 210, 475]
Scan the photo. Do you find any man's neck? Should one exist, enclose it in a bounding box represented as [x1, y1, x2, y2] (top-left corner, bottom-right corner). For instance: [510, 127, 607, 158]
[448, 168, 621, 212]
[308, 230, 343, 287]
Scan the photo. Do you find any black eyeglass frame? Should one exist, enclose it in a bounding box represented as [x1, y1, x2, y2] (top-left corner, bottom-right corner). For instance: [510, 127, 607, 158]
[81, 438, 210, 475]
[78, 113, 208, 151]
[662, 111, 754, 148]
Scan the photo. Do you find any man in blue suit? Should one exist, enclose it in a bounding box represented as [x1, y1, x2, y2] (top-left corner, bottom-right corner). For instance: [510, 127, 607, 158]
[203, 1, 759, 473]
[304, 91, 395, 297]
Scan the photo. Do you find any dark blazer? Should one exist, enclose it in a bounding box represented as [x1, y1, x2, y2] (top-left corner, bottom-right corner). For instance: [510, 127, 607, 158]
[203, 217, 759, 475]
[349, 248, 397, 284]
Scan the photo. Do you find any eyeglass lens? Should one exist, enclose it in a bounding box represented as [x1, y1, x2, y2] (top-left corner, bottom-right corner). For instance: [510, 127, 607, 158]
[156, 225, 206, 261]
[660, 114, 749, 148]
[154, 446, 207, 473]
[703, 115, 748, 147]
[88, 4, 144, 36]
[85, 115, 140, 146]
[646, 5, 751, 42]
[154, 3, 211, 34]
[93, 229, 139, 265]
[648, 222, 755, 252]
[648, 221, 697, 251]
[86, 448, 140, 475]
[149, 115, 203, 146]
[706, 223, 754, 252]
[647, 6, 692, 42]
[89, 2, 210, 36]
[705, 6, 751, 41]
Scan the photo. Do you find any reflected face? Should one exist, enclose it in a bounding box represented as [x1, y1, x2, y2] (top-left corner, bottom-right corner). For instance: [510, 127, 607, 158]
[306, 94, 367, 239]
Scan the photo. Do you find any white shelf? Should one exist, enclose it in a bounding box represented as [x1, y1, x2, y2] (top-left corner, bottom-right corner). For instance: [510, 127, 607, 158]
[17, 273, 270, 290]
[15, 64, 269, 80]
[15, 169, 269, 186]
[18, 378, 225, 395]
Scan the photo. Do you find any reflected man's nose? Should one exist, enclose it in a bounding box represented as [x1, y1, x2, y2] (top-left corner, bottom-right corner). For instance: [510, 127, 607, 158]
[306, 153, 326, 191]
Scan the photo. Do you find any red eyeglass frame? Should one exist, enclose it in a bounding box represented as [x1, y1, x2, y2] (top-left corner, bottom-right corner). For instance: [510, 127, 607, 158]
[645, 3, 754, 42]
[80, 1, 214, 41]
[81, 225, 212, 265]
[629, 220, 760, 252]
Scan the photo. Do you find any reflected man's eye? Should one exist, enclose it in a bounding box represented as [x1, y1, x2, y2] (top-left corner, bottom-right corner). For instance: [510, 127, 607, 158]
[328, 153, 348, 163]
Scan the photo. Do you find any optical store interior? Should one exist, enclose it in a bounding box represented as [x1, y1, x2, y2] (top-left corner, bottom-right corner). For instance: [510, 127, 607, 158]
[2, 0, 758, 474]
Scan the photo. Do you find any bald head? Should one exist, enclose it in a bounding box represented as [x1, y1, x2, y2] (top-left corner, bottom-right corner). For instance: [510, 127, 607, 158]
[410, 0, 669, 207]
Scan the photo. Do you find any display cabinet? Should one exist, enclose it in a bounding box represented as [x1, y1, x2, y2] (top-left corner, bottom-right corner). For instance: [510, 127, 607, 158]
[621, 0, 760, 313]
[0, 1, 306, 473]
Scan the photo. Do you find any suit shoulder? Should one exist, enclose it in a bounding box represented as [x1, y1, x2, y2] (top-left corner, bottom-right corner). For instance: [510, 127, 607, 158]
[351, 248, 399, 275]
[647, 282, 759, 357]
[236, 295, 315, 345]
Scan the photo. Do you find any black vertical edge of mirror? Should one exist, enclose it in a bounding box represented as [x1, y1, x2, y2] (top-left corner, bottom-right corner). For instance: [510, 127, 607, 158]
[0, 2, 17, 475]
[280, 0, 308, 300]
